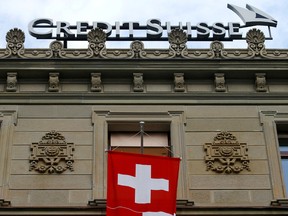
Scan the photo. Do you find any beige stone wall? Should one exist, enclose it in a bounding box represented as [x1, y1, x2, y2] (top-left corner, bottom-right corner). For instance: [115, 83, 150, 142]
[1, 105, 286, 207]
[6, 105, 93, 206]
[185, 106, 272, 206]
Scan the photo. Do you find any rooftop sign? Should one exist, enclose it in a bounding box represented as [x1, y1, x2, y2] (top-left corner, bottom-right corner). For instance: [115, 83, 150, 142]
[28, 4, 277, 43]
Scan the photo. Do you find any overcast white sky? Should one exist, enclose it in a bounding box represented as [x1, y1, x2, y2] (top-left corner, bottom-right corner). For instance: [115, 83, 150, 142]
[0, 0, 287, 49]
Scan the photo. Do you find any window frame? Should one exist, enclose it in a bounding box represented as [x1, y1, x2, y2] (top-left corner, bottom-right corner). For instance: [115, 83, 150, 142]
[260, 111, 288, 199]
[0, 110, 17, 201]
[108, 122, 171, 157]
[92, 107, 187, 201]
[276, 124, 288, 196]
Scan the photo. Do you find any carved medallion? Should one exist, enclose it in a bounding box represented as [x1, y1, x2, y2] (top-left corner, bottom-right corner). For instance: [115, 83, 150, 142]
[129, 41, 146, 58]
[204, 132, 250, 174]
[49, 41, 65, 58]
[209, 41, 227, 58]
[29, 131, 74, 174]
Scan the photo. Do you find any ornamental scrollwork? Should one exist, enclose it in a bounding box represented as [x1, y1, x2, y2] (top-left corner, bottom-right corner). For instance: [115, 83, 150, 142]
[87, 28, 107, 57]
[5, 28, 25, 58]
[29, 130, 75, 174]
[46, 41, 66, 58]
[246, 28, 266, 57]
[1, 27, 288, 59]
[128, 41, 147, 58]
[204, 132, 250, 174]
[168, 29, 188, 57]
[208, 41, 227, 58]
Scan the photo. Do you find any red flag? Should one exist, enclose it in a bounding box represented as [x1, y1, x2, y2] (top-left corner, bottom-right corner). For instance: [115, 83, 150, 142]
[107, 151, 180, 216]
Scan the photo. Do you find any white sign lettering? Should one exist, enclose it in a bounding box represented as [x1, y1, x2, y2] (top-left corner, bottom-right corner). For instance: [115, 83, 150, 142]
[28, 4, 277, 42]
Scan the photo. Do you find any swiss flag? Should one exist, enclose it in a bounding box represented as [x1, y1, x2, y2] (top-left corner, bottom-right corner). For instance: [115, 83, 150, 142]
[107, 151, 180, 216]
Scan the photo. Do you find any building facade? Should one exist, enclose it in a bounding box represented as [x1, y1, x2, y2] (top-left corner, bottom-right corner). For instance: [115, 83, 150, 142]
[0, 27, 288, 215]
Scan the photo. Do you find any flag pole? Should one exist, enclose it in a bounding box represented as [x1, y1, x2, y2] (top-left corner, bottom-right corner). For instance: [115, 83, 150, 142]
[140, 121, 144, 154]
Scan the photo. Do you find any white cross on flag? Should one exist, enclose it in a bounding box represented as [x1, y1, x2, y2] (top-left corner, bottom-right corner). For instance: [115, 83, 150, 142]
[107, 151, 180, 216]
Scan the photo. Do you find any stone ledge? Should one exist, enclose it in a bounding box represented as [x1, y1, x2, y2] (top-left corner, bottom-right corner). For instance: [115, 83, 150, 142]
[87, 199, 194, 208]
[0, 199, 11, 207]
[87, 199, 106, 207]
[1, 206, 288, 215]
[271, 199, 288, 207]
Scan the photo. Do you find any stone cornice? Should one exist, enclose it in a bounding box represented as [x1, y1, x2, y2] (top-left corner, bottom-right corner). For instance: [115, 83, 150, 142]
[1, 28, 287, 60]
[0, 93, 288, 105]
[0, 28, 288, 105]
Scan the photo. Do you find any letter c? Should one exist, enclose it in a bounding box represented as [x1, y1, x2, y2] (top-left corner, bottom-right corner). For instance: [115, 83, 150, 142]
[28, 18, 53, 39]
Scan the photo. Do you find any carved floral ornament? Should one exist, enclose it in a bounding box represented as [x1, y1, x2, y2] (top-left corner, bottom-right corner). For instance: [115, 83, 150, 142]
[168, 29, 188, 57]
[246, 28, 266, 56]
[5, 28, 25, 57]
[0, 27, 287, 59]
[29, 131, 74, 174]
[204, 132, 250, 174]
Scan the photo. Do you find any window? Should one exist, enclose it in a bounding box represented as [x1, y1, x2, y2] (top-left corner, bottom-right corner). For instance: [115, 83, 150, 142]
[277, 124, 288, 196]
[108, 122, 171, 156]
[92, 107, 187, 200]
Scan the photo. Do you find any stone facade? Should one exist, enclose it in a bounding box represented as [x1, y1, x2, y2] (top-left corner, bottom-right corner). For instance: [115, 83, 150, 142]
[0, 28, 288, 215]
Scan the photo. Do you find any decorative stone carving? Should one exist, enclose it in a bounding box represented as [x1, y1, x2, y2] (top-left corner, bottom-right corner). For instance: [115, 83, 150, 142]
[0, 27, 287, 60]
[168, 29, 188, 57]
[0, 199, 11, 207]
[87, 28, 107, 57]
[246, 28, 266, 56]
[174, 73, 185, 92]
[209, 41, 227, 58]
[214, 73, 226, 92]
[204, 132, 250, 174]
[255, 73, 268, 92]
[129, 41, 146, 58]
[6, 72, 17, 92]
[5, 28, 25, 57]
[29, 130, 74, 174]
[91, 73, 102, 92]
[133, 73, 144, 92]
[47, 41, 65, 58]
[48, 72, 60, 92]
